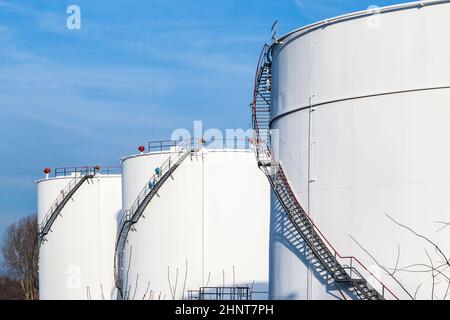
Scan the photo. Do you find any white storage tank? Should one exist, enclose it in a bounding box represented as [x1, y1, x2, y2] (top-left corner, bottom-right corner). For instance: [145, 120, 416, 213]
[269, 0, 450, 300]
[118, 140, 270, 300]
[37, 166, 122, 300]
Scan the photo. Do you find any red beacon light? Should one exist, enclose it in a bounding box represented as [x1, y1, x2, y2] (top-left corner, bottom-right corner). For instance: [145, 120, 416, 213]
[138, 146, 145, 153]
[43, 167, 51, 179]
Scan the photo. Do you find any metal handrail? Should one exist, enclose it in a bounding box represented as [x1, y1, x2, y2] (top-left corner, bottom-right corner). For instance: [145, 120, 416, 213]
[53, 166, 121, 177]
[120, 141, 190, 227]
[148, 140, 181, 152]
[38, 167, 94, 234]
[188, 287, 252, 300]
[252, 44, 271, 145]
[275, 1, 450, 47]
[148, 138, 253, 153]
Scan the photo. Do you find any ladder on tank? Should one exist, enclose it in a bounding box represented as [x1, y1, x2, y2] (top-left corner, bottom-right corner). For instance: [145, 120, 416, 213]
[251, 44, 397, 300]
[37, 168, 95, 248]
[114, 140, 194, 296]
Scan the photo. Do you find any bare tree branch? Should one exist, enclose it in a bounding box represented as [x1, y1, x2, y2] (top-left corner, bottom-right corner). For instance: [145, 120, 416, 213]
[204, 272, 211, 288]
[181, 260, 188, 300]
[168, 267, 173, 299]
[425, 249, 435, 300]
[392, 245, 401, 276]
[414, 284, 422, 300]
[435, 221, 450, 232]
[142, 281, 151, 300]
[168, 266, 179, 300]
[124, 245, 133, 300]
[132, 274, 139, 300]
[1, 215, 38, 299]
[386, 213, 449, 267]
[349, 235, 414, 300]
[444, 281, 450, 300]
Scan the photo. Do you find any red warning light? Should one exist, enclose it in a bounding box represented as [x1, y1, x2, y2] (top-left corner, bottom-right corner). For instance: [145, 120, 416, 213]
[138, 146, 145, 152]
[43, 168, 51, 175]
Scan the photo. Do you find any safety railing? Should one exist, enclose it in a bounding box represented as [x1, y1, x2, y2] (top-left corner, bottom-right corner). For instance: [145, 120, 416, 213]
[53, 166, 121, 177]
[187, 287, 251, 300]
[38, 167, 94, 234]
[119, 142, 190, 228]
[148, 138, 253, 153]
[148, 140, 182, 152]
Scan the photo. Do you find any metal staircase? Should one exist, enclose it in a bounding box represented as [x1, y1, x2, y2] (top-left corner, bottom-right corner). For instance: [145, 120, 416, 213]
[114, 141, 194, 295]
[251, 44, 398, 300]
[37, 168, 95, 247]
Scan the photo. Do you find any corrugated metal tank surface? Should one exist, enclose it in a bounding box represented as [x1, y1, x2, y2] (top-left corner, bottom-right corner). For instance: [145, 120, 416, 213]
[37, 172, 121, 300]
[270, 1, 450, 300]
[120, 148, 270, 300]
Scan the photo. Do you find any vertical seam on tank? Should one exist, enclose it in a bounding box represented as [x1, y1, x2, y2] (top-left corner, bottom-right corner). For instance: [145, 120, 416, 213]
[202, 152, 205, 286]
[307, 95, 314, 300]
[98, 176, 103, 300]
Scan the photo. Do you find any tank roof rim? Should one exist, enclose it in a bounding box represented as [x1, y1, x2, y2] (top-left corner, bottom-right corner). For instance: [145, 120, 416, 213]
[274, 0, 449, 49]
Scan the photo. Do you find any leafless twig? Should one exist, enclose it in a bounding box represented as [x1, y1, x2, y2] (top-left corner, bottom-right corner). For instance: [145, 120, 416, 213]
[181, 260, 188, 300]
[349, 235, 414, 300]
[391, 245, 401, 276]
[142, 281, 151, 300]
[124, 245, 133, 300]
[444, 281, 450, 300]
[435, 221, 450, 232]
[100, 283, 105, 300]
[168, 266, 179, 300]
[132, 274, 139, 300]
[386, 213, 449, 267]
[425, 249, 436, 300]
[414, 284, 422, 300]
[204, 272, 211, 287]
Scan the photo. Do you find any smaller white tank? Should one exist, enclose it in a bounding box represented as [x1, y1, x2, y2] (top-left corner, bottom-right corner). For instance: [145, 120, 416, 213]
[119, 139, 271, 300]
[37, 166, 122, 300]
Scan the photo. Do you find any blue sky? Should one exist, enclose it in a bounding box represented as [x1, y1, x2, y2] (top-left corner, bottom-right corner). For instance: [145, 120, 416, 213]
[0, 0, 408, 247]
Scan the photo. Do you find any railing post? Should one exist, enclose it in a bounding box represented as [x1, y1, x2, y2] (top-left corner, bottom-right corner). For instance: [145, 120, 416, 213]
[350, 258, 353, 279]
[334, 252, 337, 279]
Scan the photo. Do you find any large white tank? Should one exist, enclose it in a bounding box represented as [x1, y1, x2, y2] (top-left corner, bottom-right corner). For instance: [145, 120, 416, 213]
[119, 140, 270, 300]
[37, 167, 122, 300]
[269, 1, 450, 300]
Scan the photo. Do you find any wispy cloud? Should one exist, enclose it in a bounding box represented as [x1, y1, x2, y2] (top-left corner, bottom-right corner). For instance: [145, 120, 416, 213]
[7, 107, 95, 136]
[0, 0, 65, 33]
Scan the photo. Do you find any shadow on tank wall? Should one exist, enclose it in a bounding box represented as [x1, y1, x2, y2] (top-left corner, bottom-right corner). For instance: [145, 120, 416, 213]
[269, 192, 362, 300]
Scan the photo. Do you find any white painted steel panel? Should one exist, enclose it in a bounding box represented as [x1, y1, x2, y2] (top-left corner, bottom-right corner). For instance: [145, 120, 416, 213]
[37, 175, 122, 300]
[121, 150, 270, 300]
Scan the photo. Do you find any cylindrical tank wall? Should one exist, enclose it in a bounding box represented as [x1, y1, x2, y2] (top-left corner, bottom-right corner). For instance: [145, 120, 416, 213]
[121, 149, 270, 300]
[37, 175, 122, 300]
[270, 2, 450, 300]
